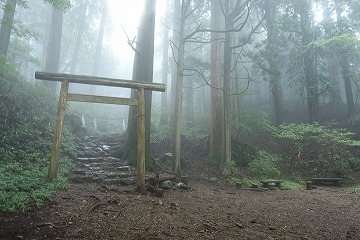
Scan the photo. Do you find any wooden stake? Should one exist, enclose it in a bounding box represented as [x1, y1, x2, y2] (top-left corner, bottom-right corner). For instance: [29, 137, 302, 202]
[137, 88, 145, 193]
[48, 80, 69, 180]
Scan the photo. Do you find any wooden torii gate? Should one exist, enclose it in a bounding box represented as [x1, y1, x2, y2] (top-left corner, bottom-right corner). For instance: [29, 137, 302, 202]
[35, 71, 166, 193]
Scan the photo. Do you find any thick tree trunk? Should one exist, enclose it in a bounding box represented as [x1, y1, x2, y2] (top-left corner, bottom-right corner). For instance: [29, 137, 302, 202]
[210, 0, 224, 164]
[43, 6, 64, 92]
[126, 0, 156, 170]
[0, 0, 17, 55]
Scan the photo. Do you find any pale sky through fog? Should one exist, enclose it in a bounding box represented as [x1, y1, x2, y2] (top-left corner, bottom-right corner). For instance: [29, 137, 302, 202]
[105, 0, 166, 79]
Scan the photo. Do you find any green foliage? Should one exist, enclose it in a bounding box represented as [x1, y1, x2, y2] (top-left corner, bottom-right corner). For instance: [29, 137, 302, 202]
[0, 157, 73, 212]
[248, 151, 280, 179]
[231, 141, 258, 167]
[345, 185, 360, 194]
[0, 76, 75, 212]
[281, 180, 303, 189]
[0, 54, 21, 79]
[272, 123, 360, 177]
[205, 176, 221, 183]
[314, 33, 360, 57]
[227, 177, 242, 184]
[44, 0, 72, 10]
[234, 110, 274, 135]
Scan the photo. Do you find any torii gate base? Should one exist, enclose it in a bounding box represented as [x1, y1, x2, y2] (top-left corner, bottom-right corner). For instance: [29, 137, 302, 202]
[35, 71, 166, 194]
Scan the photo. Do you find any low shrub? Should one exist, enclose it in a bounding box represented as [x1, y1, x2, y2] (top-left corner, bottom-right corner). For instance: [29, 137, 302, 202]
[248, 151, 280, 178]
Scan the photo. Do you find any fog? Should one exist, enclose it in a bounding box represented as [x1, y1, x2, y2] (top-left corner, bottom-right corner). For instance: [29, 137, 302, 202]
[1, 0, 360, 132]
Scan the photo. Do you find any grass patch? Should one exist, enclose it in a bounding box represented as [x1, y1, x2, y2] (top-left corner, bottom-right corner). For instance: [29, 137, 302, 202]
[226, 177, 303, 189]
[205, 176, 222, 183]
[0, 75, 76, 212]
[281, 180, 303, 189]
[0, 157, 73, 212]
[345, 185, 360, 194]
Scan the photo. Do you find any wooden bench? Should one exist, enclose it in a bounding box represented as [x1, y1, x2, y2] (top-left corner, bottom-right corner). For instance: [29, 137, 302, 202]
[311, 178, 342, 186]
[260, 179, 283, 188]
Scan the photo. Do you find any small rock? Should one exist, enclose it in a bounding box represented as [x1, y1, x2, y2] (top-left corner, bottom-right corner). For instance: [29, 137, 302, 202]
[269, 226, 276, 230]
[250, 219, 257, 223]
[17, 236, 24, 240]
[176, 182, 188, 189]
[170, 202, 179, 209]
[160, 180, 173, 189]
[235, 223, 244, 229]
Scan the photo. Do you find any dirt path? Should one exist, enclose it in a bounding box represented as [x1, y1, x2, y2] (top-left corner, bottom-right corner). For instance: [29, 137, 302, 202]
[1, 181, 360, 240]
[2, 134, 360, 239]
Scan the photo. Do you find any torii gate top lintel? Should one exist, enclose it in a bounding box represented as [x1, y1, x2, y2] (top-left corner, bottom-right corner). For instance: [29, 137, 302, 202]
[35, 71, 166, 92]
[35, 71, 166, 194]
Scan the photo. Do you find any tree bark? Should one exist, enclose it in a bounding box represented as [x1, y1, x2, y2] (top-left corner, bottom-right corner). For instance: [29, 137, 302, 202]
[210, 0, 224, 164]
[223, 1, 232, 174]
[296, 0, 319, 123]
[184, 76, 193, 126]
[43, 6, 64, 92]
[0, 0, 17, 55]
[92, 1, 107, 77]
[172, 0, 188, 176]
[160, 0, 170, 126]
[335, 0, 356, 118]
[169, 0, 181, 129]
[70, 1, 88, 74]
[126, 0, 156, 170]
[264, 0, 284, 126]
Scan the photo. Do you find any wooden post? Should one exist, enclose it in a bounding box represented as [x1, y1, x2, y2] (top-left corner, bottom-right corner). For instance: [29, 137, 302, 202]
[137, 88, 146, 193]
[306, 181, 313, 190]
[48, 80, 69, 180]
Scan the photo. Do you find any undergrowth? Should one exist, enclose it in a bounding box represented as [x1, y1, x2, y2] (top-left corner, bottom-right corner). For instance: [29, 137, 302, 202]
[0, 72, 76, 212]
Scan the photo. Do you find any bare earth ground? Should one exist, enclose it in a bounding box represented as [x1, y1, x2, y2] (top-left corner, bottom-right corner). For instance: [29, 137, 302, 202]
[1, 180, 360, 240]
[1, 134, 360, 240]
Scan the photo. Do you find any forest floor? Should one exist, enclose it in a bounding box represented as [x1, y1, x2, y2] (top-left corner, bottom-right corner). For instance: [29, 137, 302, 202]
[1, 133, 360, 240]
[1, 180, 360, 240]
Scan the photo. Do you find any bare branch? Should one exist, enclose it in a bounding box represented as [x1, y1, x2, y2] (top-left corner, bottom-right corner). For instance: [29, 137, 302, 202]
[121, 26, 139, 54]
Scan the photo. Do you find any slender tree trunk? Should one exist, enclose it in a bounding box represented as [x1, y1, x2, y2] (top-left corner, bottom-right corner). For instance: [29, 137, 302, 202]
[184, 77, 193, 126]
[323, 2, 342, 105]
[210, 0, 224, 164]
[92, 1, 107, 76]
[70, 2, 88, 74]
[43, 6, 64, 92]
[335, 1, 356, 118]
[0, 0, 17, 55]
[169, 0, 181, 128]
[173, 39, 184, 176]
[160, 0, 170, 126]
[126, 0, 156, 170]
[264, 0, 284, 126]
[91, 1, 107, 96]
[173, 0, 188, 176]
[223, 2, 232, 174]
[296, 0, 319, 123]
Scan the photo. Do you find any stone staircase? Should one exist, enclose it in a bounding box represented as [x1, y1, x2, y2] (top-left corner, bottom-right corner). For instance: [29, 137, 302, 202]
[70, 134, 136, 186]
